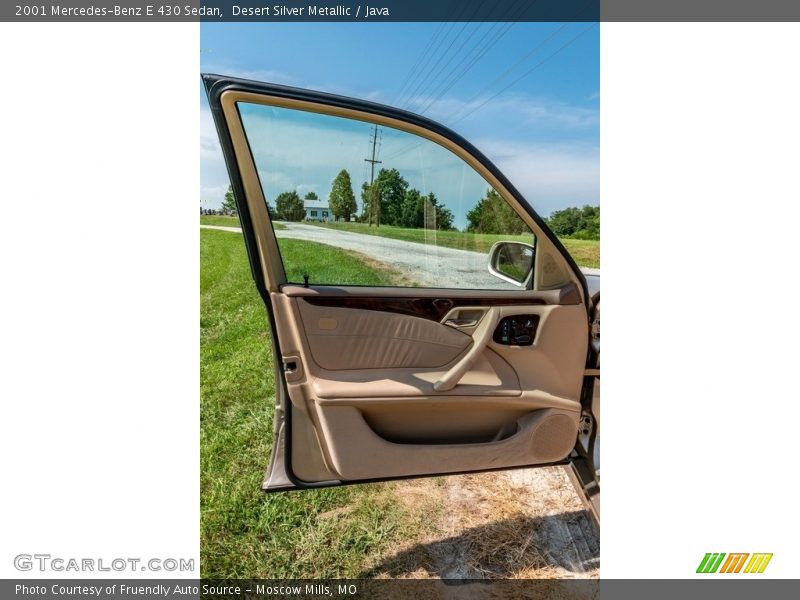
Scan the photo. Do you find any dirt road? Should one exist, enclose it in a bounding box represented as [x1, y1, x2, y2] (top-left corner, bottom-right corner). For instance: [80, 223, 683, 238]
[201, 222, 600, 287]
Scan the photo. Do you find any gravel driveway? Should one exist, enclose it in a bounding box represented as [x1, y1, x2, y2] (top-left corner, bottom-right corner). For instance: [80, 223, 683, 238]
[201, 222, 599, 288]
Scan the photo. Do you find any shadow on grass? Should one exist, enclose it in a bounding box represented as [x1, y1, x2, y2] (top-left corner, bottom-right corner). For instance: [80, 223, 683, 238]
[365, 509, 599, 579]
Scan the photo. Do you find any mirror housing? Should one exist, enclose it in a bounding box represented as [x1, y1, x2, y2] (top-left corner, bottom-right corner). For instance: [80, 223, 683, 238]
[487, 241, 534, 287]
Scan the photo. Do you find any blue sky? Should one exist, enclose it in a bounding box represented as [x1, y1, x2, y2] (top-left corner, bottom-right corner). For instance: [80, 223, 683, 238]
[200, 22, 599, 219]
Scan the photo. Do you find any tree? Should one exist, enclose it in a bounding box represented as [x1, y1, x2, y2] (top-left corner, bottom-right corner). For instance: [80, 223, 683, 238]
[433, 199, 455, 231]
[362, 168, 409, 227]
[399, 188, 424, 228]
[304, 191, 319, 200]
[546, 207, 581, 236]
[275, 191, 304, 221]
[376, 169, 409, 226]
[398, 189, 455, 231]
[467, 189, 529, 235]
[328, 169, 357, 221]
[547, 205, 599, 239]
[361, 181, 379, 225]
[221, 185, 237, 214]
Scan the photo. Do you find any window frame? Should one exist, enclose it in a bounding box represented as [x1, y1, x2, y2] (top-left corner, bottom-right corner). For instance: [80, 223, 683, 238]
[211, 81, 587, 306]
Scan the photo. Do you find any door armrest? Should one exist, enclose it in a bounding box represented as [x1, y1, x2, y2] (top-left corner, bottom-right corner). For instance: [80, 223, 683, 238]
[434, 308, 499, 392]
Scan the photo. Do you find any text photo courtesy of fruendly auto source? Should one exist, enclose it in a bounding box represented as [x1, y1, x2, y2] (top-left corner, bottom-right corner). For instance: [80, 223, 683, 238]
[200, 21, 599, 579]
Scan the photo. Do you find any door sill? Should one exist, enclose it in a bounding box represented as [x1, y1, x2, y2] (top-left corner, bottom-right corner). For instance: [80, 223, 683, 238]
[566, 456, 600, 529]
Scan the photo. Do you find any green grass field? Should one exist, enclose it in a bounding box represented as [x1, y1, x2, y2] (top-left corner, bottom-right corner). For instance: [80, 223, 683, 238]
[201, 229, 417, 578]
[308, 221, 599, 269]
[279, 238, 403, 286]
[200, 214, 286, 230]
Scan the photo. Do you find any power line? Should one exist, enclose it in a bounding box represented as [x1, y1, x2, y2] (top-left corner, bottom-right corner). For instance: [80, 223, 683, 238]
[401, 0, 477, 109]
[416, 0, 533, 116]
[391, 0, 466, 106]
[402, 21, 461, 109]
[398, 20, 459, 108]
[447, 21, 570, 122]
[445, 0, 597, 121]
[381, 22, 596, 163]
[416, 22, 511, 115]
[390, 21, 448, 106]
[405, 0, 488, 111]
[452, 23, 598, 125]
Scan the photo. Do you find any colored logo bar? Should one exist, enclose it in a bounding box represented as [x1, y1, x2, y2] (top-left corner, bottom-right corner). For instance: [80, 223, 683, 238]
[697, 553, 772, 573]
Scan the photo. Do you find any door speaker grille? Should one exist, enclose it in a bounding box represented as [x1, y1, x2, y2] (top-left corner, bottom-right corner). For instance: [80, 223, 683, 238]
[530, 413, 575, 462]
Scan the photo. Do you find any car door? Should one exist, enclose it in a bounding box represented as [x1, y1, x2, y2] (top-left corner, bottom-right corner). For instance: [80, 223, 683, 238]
[203, 74, 597, 493]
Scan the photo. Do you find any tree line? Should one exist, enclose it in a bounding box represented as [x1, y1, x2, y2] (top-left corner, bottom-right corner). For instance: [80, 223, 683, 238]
[466, 194, 599, 240]
[545, 205, 599, 240]
[265, 170, 358, 222]
[223, 172, 599, 240]
[267, 167, 455, 230]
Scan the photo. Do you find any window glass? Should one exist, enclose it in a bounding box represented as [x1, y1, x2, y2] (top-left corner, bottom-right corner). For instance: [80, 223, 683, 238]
[238, 102, 535, 290]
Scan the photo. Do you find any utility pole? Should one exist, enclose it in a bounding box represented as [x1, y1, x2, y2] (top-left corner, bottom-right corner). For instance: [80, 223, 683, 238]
[364, 124, 382, 227]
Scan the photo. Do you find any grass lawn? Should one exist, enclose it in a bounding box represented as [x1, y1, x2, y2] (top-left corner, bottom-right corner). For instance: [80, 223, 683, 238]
[200, 229, 414, 577]
[310, 221, 599, 269]
[557, 238, 600, 269]
[278, 238, 404, 286]
[201, 214, 286, 230]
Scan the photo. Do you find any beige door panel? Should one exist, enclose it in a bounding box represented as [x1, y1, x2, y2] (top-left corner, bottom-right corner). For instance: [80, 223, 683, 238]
[309, 348, 520, 399]
[281, 283, 583, 305]
[488, 304, 589, 401]
[315, 406, 579, 480]
[268, 289, 588, 483]
[296, 299, 472, 370]
[290, 407, 337, 482]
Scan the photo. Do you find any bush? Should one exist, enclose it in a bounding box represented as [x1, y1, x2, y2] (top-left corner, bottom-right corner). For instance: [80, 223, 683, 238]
[275, 191, 304, 222]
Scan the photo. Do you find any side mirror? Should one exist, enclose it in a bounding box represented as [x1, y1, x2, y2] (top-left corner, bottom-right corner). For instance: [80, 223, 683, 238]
[488, 241, 534, 287]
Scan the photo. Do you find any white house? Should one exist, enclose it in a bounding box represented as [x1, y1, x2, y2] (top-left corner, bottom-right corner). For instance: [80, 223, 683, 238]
[304, 198, 330, 221]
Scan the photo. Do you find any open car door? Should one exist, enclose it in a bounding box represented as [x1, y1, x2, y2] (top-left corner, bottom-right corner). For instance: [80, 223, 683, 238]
[203, 74, 598, 505]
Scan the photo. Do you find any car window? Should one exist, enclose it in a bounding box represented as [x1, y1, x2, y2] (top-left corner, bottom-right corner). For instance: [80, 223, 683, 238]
[238, 102, 535, 290]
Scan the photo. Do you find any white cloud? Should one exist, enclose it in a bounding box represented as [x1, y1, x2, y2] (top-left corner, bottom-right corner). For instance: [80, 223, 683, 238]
[477, 138, 599, 216]
[257, 170, 296, 197]
[200, 184, 229, 208]
[200, 105, 230, 209]
[200, 107, 221, 160]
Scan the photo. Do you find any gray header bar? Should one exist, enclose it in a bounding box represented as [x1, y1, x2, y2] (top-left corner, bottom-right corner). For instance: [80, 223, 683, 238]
[5, 1, 800, 23]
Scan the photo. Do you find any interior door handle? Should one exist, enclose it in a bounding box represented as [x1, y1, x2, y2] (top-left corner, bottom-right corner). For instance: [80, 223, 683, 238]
[444, 318, 478, 328]
[434, 308, 499, 392]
